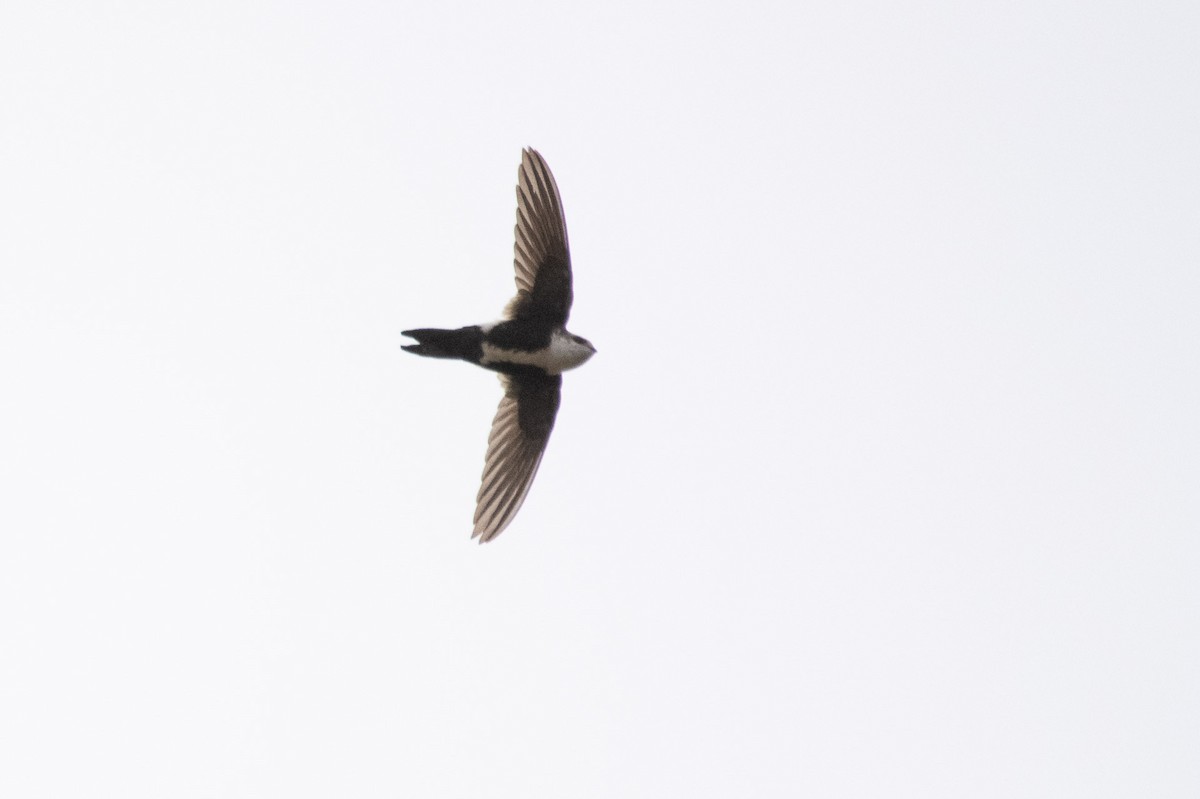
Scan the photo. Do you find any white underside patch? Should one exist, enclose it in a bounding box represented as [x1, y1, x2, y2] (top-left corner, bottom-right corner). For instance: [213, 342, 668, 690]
[481, 330, 594, 374]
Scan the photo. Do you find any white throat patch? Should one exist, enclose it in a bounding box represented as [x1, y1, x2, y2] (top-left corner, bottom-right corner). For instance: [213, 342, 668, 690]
[481, 330, 594, 374]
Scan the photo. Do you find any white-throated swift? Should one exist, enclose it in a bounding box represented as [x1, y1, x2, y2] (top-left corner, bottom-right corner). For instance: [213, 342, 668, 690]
[402, 149, 594, 542]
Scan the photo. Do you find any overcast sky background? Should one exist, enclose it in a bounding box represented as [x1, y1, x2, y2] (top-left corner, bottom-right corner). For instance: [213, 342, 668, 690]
[2, 2, 1198, 797]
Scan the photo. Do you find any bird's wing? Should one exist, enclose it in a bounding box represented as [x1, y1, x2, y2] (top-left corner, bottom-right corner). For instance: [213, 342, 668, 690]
[504, 148, 573, 326]
[473, 372, 562, 542]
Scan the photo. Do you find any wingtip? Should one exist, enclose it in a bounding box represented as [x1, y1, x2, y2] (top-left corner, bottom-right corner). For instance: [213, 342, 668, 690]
[473, 509, 518, 543]
[472, 525, 502, 544]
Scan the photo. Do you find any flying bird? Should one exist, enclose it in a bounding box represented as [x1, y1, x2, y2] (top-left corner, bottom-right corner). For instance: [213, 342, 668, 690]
[402, 149, 595, 542]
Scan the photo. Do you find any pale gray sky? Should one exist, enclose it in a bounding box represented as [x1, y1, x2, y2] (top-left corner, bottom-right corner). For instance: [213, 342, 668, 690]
[2, 1, 1198, 797]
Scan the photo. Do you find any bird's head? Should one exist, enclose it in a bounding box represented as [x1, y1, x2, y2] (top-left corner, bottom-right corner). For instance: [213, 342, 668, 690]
[570, 334, 596, 355]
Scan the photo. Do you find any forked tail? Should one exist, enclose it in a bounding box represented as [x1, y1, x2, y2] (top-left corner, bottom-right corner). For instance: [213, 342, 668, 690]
[401, 326, 484, 361]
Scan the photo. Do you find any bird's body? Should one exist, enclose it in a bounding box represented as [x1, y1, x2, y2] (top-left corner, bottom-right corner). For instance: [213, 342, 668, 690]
[403, 323, 594, 375]
[402, 149, 594, 542]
